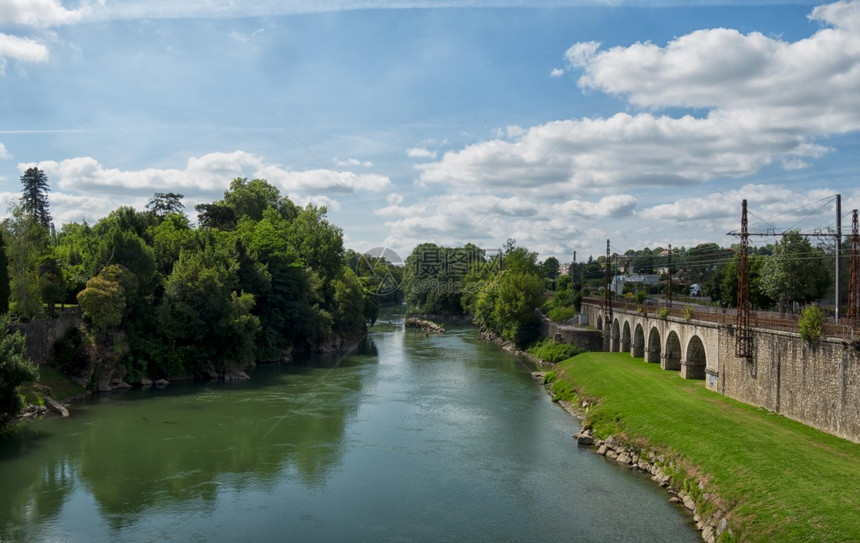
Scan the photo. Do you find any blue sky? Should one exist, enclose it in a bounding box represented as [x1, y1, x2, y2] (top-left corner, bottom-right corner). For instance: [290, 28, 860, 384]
[1, 0, 858, 263]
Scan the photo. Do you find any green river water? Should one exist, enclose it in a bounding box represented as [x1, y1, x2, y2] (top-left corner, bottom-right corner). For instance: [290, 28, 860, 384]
[0, 310, 698, 542]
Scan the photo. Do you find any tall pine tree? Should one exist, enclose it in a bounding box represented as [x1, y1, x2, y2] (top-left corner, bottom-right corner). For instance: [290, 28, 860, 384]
[20, 167, 52, 229]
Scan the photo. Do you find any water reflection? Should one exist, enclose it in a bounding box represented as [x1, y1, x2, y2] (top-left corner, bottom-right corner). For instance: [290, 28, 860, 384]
[0, 337, 378, 538]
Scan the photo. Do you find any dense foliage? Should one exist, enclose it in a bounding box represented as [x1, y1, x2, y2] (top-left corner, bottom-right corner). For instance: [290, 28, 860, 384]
[0, 315, 38, 423]
[2, 173, 384, 381]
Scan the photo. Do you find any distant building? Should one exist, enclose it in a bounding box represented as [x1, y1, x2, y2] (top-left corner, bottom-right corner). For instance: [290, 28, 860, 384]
[611, 274, 661, 295]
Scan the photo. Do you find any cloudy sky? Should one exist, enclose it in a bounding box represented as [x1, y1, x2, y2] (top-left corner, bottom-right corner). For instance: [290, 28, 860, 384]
[1, 0, 859, 263]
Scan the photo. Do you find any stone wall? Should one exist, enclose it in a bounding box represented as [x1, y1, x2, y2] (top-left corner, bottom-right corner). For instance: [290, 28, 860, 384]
[717, 328, 860, 443]
[539, 318, 603, 352]
[581, 301, 860, 443]
[9, 310, 82, 366]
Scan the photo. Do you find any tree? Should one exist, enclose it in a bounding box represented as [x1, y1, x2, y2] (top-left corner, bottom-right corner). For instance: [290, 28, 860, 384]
[0, 231, 9, 313]
[541, 256, 560, 288]
[146, 192, 185, 218]
[195, 202, 237, 230]
[0, 315, 38, 424]
[3, 205, 48, 319]
[19, 167, 51, 229]
[223, 178, 283, 222]
[686, 242, 723, 284]
[77, 274, 126, 333]
[759, 232, 832, 312]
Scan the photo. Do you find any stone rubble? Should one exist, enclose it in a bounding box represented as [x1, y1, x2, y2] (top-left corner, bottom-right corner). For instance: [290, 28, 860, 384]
[576, 430, 729, 542]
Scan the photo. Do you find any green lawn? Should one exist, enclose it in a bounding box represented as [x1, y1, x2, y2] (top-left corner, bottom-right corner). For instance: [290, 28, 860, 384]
[36, 365, 85, 401]
[555, 352, 860, 542]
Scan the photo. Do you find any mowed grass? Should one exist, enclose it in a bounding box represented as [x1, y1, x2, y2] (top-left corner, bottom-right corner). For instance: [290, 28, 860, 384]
[555, 352, 860, 542]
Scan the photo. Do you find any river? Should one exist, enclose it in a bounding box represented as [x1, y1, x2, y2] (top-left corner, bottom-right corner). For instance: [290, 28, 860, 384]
[0, 310, 698, 542]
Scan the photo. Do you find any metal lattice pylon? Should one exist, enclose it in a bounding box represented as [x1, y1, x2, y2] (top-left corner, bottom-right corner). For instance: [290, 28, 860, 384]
[848, 210, 860, 325]
[603, 239, 612, 325]
[736, 200, 753, 358]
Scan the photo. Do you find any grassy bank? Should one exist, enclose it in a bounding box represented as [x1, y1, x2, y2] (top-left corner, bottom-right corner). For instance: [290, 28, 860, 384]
[554, 352, 860, 542]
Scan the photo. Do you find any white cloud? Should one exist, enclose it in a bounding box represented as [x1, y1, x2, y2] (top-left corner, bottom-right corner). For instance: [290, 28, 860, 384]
[24, 151, 392, 197]
[552, 194, 637, 219]
[550, 68, 564, 78]
[0, 0, 87, 27]
[638, 185, 843, 233]
[572, 5, 860, 137]
[260, 167, 393, 193]
[406, 147, 437, 159]
[416, 112, 829, 192]
[0, 142, 9, 159]
[564, 41, 601, 68]
[333, 157, 373, 168]
[0, 32, 50, 63]
[417, 2, 858, 198]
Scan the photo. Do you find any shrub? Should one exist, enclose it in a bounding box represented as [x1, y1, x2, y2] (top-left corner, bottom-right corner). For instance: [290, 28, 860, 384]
[798, 305, 824, 342]
[547, 305, 576, 322]
[657, 307, 669, 320]
[683, 306, 693, 321]
[527, 338, 584, 363]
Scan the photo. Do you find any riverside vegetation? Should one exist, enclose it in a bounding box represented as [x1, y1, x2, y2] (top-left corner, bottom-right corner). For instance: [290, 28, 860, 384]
[545, 352, 860, 543]
[1, 172, 402, 427]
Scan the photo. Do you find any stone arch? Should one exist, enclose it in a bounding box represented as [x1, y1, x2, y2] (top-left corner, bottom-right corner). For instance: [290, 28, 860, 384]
[633, 323, 645, 358]
[646, 327, 661, 363]
[663, 330, 682, 371]
[682, 335, 707, 380]
[611, 319, 621, 352]
[621, 321, 631, 354]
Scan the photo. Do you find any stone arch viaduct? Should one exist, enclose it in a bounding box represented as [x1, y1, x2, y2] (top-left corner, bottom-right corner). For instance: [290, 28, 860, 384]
[577, 300, 860, 443]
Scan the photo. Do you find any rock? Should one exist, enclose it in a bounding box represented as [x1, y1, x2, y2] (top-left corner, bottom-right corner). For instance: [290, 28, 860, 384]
[596, 445, 607, 455]
[702, 526, 715, 543]
[682, 495, 696, 511]
[606, 450, 618, 460]
[223, 367, 251, 382]
[605, 435, 617, 449]
[44, 396, 69, 417]
[581, 401, 589, 408]
[138, 377, 153, 387]
[576, 434, 594, 446]
[652, 472, 671, 487]
[532, 371, 546, 380]
[668, 496, 681, 505]
[405, 318, 445, 333]
[716, 518, 727, 537]
[111, 382, 132, 390]
[616, 452, 631, 465]
[155, 379, 170, 387]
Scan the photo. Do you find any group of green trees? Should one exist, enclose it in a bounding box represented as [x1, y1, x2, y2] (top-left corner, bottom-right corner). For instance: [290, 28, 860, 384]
[402, 240, 548, 347]
[570, 238, 835, 313]
[2, 171, 386, 391]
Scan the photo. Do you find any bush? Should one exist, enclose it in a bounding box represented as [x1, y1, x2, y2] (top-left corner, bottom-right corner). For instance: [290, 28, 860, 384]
[0, 316, 38, 424]
[798, 305, 824, 342]
[657, 307, 669, 320]
[547, 305, 576, 322]
[527, 338, 584, 363]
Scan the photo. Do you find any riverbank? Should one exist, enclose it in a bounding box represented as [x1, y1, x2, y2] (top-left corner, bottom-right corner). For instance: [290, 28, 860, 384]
[549, 351, 860, 543]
